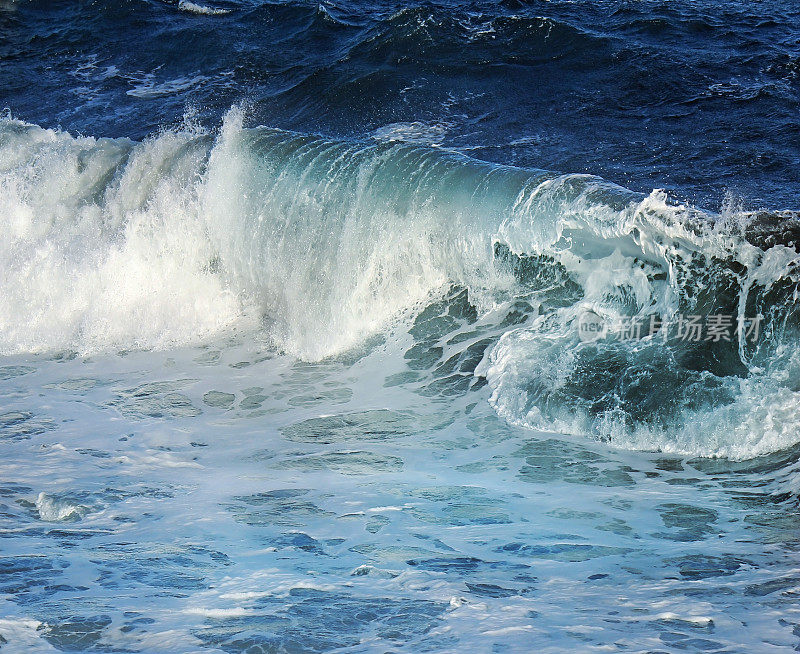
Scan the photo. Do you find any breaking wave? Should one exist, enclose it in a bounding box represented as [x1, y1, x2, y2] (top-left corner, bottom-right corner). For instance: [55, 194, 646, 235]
[1, 109, 798, 459]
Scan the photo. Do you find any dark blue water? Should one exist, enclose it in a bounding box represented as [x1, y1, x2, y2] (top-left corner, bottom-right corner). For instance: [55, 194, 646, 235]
[2, 0, 799, 209]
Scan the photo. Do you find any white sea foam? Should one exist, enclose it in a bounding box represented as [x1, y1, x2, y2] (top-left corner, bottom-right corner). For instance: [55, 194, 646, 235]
[0, 116, 246, 355]
[126, 74, 209, 98]
[34, 493, 87, 521]
[479, 326, 800, 460]
[371, 121, 451, 146]
[0, 617, 57, 652]
[178, 1, 230, 16]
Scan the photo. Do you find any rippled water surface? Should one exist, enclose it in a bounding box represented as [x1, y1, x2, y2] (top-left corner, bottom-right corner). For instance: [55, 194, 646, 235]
[1, 330, 800, 651]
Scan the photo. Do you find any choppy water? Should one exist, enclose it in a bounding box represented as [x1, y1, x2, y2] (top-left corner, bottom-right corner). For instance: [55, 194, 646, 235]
[2, 0, 800, 652]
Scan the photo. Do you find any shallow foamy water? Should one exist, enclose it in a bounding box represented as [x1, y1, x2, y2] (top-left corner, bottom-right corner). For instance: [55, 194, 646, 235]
[1, 329, 799, 653]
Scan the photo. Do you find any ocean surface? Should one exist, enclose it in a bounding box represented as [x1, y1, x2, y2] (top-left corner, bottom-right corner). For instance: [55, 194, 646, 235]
[1, 0, 800, 651]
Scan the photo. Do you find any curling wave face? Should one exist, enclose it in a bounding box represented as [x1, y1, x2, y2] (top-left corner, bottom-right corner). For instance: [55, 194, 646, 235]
[1, 109, 798, 458]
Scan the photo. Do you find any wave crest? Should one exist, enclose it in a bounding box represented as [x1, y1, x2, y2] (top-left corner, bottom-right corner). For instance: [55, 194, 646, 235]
[1, 109, 799, 459]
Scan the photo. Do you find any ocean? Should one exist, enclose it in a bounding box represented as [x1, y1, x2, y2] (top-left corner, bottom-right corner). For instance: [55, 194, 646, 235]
[1, 0, 800, 651]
